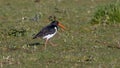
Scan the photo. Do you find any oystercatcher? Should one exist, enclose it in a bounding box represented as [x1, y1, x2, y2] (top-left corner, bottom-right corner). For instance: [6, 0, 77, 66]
[33, 20, 66, 49]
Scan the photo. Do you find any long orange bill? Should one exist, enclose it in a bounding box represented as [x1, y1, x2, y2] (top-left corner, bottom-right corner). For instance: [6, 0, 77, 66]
[58, 23, 66, 30]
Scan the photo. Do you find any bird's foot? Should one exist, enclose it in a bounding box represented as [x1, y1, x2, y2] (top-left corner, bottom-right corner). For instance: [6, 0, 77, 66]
[41, 45, 46, 50]
[51, 44, 57, 46]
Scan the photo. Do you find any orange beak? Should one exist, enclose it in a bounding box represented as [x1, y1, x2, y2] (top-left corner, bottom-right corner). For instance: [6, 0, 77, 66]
[58, 23, 66, 30]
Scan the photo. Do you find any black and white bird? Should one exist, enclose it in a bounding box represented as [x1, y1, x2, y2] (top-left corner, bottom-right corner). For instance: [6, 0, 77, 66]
[33, 20, 66, 49]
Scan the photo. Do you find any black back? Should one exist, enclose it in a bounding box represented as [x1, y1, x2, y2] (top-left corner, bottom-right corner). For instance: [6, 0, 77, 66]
[33, 21, 59, 39]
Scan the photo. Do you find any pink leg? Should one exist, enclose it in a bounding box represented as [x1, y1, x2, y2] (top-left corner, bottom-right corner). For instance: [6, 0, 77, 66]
[44, 39, 48, 50]
[49, 40, 57, 46]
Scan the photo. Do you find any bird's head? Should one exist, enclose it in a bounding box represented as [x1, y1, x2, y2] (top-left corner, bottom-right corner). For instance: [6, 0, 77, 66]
[50, 21, 66, 30]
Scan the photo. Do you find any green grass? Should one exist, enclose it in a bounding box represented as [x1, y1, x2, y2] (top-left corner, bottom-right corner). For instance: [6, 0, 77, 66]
[90, 1, 120, 24]
[0, 0, 120, 68]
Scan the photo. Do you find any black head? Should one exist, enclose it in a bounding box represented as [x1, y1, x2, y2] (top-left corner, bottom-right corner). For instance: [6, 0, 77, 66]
[50, 20, 66, 30]
[50, 21, 59, 26]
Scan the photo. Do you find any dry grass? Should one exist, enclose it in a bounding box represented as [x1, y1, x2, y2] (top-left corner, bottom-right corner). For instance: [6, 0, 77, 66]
[0, 0, 120, 68]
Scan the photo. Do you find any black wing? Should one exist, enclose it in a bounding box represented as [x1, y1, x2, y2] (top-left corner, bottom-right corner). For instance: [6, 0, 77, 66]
[33, 25, 56, 39]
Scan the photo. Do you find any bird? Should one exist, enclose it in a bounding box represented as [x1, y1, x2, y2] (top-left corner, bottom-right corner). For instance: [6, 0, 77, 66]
[33, 20, 66, 49]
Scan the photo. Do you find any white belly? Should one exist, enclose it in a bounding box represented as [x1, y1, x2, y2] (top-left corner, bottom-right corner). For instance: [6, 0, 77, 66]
[43, 27, 57, 40]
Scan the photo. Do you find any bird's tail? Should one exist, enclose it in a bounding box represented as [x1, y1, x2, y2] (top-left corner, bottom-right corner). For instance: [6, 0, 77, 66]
[33, 36, 37, 39]
[33, 32, 42, 39]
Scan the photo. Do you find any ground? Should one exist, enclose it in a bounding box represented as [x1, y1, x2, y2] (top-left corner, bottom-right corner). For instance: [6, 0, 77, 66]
[0, 0, 120, 68]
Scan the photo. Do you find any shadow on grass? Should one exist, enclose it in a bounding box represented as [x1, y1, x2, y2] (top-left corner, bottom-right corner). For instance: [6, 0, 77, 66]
[0, 43, 44, 53]
[28, 42, 44, 46]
